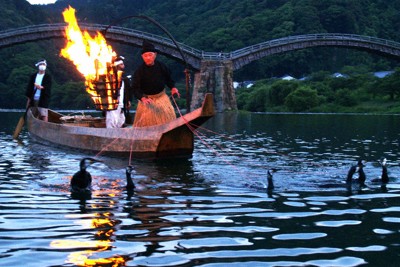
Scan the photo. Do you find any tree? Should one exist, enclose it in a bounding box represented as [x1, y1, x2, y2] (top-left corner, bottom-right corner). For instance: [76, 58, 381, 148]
[245, 86, 268, 112]
[285, 86, 319, 111]
[269, 80, 299, 106]
[51, 82, 92, 109]
[378, 72, 400, 100]
[5, 66, 33, 108]
[334, 88, 358, 107]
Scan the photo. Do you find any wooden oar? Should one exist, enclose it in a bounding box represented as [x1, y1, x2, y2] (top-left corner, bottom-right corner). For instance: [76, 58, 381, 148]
[13, 89, 36, 139]
[13, 105, 30, 139]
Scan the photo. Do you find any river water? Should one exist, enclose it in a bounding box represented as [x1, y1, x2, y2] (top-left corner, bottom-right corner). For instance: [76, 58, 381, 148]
[1, 111, 400, 266]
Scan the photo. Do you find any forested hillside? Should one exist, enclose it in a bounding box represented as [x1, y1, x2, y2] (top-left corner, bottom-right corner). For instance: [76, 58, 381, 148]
[0, 0, 399, 111]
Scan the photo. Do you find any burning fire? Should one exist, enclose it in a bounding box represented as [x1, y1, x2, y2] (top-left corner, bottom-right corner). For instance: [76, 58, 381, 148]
[61, 6, 121, 110]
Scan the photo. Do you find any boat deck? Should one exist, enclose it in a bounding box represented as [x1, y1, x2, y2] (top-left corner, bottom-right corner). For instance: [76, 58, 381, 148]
[49, 111, 107, 128]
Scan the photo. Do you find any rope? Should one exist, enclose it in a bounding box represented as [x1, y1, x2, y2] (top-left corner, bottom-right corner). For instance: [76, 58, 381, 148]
[92, 95, 345, 181]
[170, 96, 344, 179]
[171, 96, 263, 180]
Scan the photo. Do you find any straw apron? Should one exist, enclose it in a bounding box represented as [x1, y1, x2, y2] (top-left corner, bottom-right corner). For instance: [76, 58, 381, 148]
[133, 90, 176, 127]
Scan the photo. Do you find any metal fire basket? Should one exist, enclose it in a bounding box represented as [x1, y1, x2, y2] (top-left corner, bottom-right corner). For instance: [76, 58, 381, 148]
[88, 64, 122, 111]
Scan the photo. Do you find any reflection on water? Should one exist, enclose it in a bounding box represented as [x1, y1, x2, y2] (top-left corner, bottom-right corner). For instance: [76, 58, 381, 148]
[1, 111, 400, 266]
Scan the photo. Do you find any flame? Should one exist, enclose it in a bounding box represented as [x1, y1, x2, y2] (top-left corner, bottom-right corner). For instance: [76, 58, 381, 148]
[60, 6, 120, 110]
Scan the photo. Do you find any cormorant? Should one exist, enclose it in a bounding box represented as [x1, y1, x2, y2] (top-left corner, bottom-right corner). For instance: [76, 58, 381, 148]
[346, 159, 365, 185]
[126, 165, 135, 191]
[346, 164, 357, 184]
[70, 158, 99, 193]
[380, 158, 389, 184]
[357, 160, 366, 186]
[267, 169, 278, 190]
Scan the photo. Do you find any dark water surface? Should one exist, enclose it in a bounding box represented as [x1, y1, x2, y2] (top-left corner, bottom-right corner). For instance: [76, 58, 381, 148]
[1, 111, 400, 266]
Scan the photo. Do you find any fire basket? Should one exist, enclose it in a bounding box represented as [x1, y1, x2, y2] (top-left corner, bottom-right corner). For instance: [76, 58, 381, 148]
[87, 62, 122, 111]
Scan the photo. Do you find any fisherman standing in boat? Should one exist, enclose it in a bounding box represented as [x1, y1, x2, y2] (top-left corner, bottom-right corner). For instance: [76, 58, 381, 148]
[106, 55, 131, 128]
[25, 59, 52, 122]
[132, 40, 180, 127]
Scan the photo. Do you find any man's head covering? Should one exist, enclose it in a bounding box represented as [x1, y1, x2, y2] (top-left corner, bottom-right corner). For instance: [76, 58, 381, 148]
[141, 40, 157, 54]
[114, 56, 125, 67]
[35, 59, 47, 67]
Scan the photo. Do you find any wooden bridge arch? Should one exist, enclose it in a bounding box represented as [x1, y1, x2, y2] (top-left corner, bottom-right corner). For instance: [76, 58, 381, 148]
[1, 23, 400, 111]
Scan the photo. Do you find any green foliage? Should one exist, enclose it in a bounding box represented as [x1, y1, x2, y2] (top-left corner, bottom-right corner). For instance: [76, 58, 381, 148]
[51, 82, 93, 109]
[269, 81, 299, 106]
[4, 66, 33, 108]
[285, 86, 319, 112]
[236, 89, 251, 110]
[244, 86, 268, 112]
[237, 68, 400, 113]
[376, 70, 400, 100]
[334, 88, 358, 107]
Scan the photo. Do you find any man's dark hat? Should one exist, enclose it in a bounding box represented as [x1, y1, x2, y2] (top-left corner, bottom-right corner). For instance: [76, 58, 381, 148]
[142, 40, 157, 54]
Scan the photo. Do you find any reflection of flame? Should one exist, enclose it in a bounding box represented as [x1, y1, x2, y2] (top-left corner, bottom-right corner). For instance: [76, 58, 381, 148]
[50, 212, 127, 266]
[60, 6, 120, 111]
[50, 239, 126, 266]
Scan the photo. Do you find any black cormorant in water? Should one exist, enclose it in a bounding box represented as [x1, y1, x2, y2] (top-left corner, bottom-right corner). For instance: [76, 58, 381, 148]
[346, 164, 357, 184]
[372, 158, 389, 184]
[267, 170, 274, 190]
[380, 158, 389, 184]
[346, 159, 365, 185]
[357, 161, 366, 186]
[126, 165, 135, 192]
[70, 158, 100, 193]
[267, 169, 278, 190]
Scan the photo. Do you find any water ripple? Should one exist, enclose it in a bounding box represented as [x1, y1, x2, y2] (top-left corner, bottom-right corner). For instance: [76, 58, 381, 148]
[2, 113, 400, 266]
[272, 232, 327, 240]
[315, 220, 361, 227]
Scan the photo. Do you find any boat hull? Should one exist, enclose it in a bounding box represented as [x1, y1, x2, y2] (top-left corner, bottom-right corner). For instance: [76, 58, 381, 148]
[27, 94, 215, 158]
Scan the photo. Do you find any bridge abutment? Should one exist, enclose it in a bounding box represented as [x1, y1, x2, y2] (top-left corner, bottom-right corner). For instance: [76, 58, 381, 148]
[191, 60, 237, 112]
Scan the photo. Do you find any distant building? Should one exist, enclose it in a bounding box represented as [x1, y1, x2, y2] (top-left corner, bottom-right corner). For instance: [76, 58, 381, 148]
[281, 75, 296, 80]
[331, 72, 348, 78]
[245, 82, 254, 88]
[373, 71, 394, 78]
[233, 80, 255, 89]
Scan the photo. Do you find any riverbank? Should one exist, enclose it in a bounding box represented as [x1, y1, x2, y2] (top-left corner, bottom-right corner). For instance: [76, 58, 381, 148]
[236, 70, 400, 114]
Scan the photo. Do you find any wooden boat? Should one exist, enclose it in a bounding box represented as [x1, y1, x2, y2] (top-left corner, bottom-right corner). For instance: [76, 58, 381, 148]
[26, 94, 215, 158]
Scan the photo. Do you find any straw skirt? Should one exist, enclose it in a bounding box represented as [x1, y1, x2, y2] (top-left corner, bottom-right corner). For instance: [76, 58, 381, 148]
[133, 90, 176, 127]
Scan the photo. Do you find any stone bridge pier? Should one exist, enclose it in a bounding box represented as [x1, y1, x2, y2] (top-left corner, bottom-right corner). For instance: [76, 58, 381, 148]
[190, 60, 237, 113]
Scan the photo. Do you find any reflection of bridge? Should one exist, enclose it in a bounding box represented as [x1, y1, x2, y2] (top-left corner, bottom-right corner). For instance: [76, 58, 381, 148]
[2, 23, 400, 111]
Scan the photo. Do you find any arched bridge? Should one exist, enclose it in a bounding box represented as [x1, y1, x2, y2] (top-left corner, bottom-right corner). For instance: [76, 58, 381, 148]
[1, 23, 400, 112]
[1, 23, 400, 71]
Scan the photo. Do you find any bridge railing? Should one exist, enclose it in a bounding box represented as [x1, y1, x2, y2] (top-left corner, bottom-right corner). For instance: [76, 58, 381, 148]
[0, 24, 64, 36]
[1, 24, 400, 62]
[229, 33, 400, 59]
[0, 23, 228, 60]
[101, 25, 204, 56]
[0, 23, 203, 58]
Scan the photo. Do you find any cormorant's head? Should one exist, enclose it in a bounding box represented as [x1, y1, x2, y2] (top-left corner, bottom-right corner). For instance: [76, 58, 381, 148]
[125, 165, 135, 192]
[79, 157, 101, 171]
[357, 159, 365, 168]
[380, 157, 387, 166]
[126, 165, 134, 175]
[268, 168, 278, 178]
